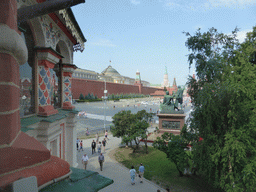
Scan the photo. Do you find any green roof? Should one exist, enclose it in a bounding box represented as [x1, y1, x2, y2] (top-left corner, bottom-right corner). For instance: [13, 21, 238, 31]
[101, 65, 120, 76]
[21, 109, 79, 132]
[40, 167, 113, 192]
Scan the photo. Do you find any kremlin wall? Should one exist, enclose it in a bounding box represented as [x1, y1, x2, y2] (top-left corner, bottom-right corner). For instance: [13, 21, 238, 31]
[71, 78, 166, 99]
[71, 65, 178, 99]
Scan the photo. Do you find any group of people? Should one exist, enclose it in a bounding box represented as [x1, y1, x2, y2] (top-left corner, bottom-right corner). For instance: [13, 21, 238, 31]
[80, 130, 110, 171]
[76, 138, 83, 152]
[129, 164, 170, 191]
[93, 130, 109, 154]
[129, 163, 145, 185]
[81, 152, 105, 171]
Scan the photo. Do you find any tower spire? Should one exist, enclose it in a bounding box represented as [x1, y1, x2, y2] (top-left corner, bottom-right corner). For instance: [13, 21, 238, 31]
[162, 66, 170, 87]
[173, 77, 177, 87]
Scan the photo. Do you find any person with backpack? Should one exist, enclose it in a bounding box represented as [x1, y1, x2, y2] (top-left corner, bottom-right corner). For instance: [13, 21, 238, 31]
[102, 138, 107, 152]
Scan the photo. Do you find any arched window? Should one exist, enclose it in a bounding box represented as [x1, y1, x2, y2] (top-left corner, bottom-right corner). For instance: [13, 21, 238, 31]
[52, 44, 62, 109]
[19, 23, 35, 117]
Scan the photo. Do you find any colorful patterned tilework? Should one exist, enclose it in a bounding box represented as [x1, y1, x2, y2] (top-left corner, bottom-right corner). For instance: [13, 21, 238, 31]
[63, 76, 71, 103]
[38, 66, 52, 106]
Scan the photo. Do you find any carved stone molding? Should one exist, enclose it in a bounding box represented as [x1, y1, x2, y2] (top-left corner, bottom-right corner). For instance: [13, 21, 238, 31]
[59, 9, 84, 51]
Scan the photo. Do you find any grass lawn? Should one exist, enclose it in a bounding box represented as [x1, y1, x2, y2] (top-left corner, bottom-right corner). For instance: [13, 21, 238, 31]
[114, 146, 220, 192]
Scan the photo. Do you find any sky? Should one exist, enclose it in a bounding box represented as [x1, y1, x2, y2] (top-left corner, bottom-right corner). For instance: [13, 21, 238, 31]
[72, 0, 256, 86]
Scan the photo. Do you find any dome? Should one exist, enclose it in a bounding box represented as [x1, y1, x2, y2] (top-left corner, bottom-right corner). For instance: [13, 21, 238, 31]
[102, 65, 120, 76]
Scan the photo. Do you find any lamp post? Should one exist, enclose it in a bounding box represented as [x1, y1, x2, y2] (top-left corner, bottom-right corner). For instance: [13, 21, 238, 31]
[98, 75, 107, 132]
[103, 79, 107, 132]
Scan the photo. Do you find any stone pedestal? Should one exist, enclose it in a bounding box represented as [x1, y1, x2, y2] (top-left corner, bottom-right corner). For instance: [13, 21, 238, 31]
[157, 113, 186, 135]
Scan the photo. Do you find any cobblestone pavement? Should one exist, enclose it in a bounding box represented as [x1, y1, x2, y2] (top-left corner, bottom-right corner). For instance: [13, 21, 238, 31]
[76, 134, 166, 192]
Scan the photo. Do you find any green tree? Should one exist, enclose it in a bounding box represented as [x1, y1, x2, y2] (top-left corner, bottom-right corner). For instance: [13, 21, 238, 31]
[153, 132, 190, 177]
[111, 110, 135, 146]
[79, 93, 84, 100]
[111, 110, 152, 153]
[184, 26, 256, 191]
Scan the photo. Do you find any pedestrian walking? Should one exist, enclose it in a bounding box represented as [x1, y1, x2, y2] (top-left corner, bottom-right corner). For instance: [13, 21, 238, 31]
[104, 130, 109, 140]
[76, 138, 79, 150]
[139, 163, 145, 183]
[102, 138, 107, 152]
[98, 153, 104, 171]
[130, 165, 137, 185]
[166, 188, 170, 192]
[98, 141, 102, 153]
[96, 132, 99, 144]
[91, 140, 96, 154]
[79, 140, 83, 152]
[86, 128, 90, 136]
[81, 153, 89, 170]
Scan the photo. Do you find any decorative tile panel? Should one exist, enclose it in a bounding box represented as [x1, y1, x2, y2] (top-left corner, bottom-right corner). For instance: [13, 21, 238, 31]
[38, 66, 52, 106]
[40, 16, 61, 49]
[63, 76, 71, 103]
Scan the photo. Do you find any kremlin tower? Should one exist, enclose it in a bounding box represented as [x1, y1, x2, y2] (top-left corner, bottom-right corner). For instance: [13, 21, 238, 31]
[135, 69, 141, 84]
[162, 66, 170, 88]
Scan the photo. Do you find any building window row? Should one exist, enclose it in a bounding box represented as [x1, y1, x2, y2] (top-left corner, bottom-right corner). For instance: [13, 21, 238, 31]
[73, 73, 97, 80]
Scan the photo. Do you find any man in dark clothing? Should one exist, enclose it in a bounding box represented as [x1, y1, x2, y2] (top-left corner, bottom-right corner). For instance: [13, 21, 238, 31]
[98, 153, 104, 171]
[91, 140, 96, 154]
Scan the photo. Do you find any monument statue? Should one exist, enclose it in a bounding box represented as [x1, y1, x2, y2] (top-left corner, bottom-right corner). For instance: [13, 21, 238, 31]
[160, 88, 184, 114]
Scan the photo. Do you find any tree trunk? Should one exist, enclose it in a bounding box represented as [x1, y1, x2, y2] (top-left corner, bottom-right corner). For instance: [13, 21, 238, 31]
[135, 139, 139, 149]
[178, 170, 184, 177]
[144, 139, 148, 154]
[174, 161, 183, 177]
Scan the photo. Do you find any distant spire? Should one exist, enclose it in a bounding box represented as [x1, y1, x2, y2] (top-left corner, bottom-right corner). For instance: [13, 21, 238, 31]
[135, 70, 141, 83]
[173, 77, 177, 87]
[165, 66, 168, 75]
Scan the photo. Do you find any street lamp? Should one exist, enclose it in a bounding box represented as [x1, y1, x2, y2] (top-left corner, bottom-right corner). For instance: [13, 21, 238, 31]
[98, 76, 107, 132]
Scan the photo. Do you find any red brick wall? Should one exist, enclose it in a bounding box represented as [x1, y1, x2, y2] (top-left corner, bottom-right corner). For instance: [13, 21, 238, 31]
[71, 78, 162, 99]
[141, 86, 164, 95]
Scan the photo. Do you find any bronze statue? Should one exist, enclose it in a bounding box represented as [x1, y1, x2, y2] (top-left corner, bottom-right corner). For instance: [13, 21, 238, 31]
[160, 88, 184, 114]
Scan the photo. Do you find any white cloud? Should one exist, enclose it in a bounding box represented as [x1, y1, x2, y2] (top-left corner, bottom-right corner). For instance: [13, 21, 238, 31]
[208, 0, 256, 7]
[130, 0, 140, 5]
[165, 1, 181, 9]
[162, 0, 256, 11]
[236, 29, 252, 42]
[91, 39, 117, 47]
[226, 29, 252, 43]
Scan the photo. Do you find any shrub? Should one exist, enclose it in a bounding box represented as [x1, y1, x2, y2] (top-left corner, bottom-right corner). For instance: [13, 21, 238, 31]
[79, 93, 84, 100]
